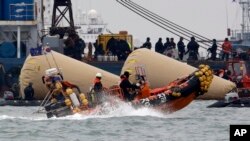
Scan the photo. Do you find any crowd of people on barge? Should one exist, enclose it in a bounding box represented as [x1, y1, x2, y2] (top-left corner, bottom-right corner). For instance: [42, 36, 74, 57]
[62, 31, 242, 62]
[143, 36, 236, 61]
[96, 35, 237, 62]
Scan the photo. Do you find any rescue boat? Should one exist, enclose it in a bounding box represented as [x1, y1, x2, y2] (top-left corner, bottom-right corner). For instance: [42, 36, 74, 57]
[207, 92, 250, 108]
[41, 64, 214, 118]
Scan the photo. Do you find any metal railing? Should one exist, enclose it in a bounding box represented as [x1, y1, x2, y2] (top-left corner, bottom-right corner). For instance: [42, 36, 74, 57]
[231, 29, 250, 41]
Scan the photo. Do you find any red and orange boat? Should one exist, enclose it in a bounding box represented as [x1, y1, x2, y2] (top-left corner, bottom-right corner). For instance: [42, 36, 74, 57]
[42, 64, 213, 118]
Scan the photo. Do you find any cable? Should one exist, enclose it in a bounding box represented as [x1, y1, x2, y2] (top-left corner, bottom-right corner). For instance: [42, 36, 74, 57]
[117, 0, 209, 50]
[117, 0, 223, 51]
[127, 0, 218, 47]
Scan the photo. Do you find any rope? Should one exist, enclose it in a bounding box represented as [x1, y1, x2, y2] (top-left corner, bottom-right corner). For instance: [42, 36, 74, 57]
[117, 0, 223, 51]
[128, 0, 223, 49]
[126, 0, 216, 48]
[33, 90, 52, 113]
[50, 51, 61, 74]
[116, 0, 207, 50]
[44, 51, 52, 68]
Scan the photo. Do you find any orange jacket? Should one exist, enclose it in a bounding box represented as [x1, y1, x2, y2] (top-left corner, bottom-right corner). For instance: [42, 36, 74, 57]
[218, 69, 225, 78]
[136, 83, 151, 99]
[242, 75, 250, 88]
[222, 41, 232, 53]
[93, 78, 101, 84]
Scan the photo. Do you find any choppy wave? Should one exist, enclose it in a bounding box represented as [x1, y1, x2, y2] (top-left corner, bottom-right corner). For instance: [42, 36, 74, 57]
[1, 101, 250, 141]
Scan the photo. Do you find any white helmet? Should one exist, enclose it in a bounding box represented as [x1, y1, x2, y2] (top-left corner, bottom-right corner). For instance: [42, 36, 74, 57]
[96, 72, 102, 78]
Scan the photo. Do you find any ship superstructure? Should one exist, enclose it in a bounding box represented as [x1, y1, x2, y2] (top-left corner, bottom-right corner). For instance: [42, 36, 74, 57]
[43, 0, 107, 43]
[0, 0, 43, 59]
[231, 0, 250, 49]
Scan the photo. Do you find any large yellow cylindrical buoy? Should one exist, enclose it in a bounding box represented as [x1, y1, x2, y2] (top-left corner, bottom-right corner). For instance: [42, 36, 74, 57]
[19, 51, 120, 100]
[121, 49, 236, 100]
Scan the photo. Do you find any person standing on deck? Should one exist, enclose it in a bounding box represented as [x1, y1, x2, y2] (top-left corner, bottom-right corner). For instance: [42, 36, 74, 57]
[24, 82, 34, 100]
[221, 38, 232, 61]
[163, 37, 171, 55]
[207, 39, 217, 61]
[177, 37, 185, 60]
[155, 38, 164, 54]
[141, 37, 152, 49]
[167, 38, 176, 57]
[186, 37, 200, 60]
[106, 36, 118, 55]
[88, 42, 93, 61]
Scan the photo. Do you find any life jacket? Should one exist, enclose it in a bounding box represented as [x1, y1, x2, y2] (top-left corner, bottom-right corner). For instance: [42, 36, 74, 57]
[241, 75, 250, 88]
[93, 78, 101, 84]
[136, 83, 151, 100]
[217, 69, 224, 78]
[222, 41, 232, 53]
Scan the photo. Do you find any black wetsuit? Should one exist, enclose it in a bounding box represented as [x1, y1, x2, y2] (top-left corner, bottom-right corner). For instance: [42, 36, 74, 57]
[119, 78, 137, 101]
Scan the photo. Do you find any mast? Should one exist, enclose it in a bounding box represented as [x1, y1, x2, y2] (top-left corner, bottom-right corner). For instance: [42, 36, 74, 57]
[239, 0, 250, 40]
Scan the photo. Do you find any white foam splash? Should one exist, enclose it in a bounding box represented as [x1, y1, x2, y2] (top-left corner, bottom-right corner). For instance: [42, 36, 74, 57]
[0, 115, 15, 120]
[0, 98, 168, 121]
[0, 114, 48, 121]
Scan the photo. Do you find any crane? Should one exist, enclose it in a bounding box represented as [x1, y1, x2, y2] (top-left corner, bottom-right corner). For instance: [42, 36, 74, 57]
[49, 0, 76, 38]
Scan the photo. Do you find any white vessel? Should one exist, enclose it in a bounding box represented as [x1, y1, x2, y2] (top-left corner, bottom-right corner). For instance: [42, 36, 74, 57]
[231, 0, 250, 49]
[43, 0, 107, 43]
[75, 9, 107, 43]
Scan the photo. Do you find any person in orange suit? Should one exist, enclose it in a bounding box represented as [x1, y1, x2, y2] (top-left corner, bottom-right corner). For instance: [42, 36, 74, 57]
[135, 76, 151, 100]
[221, 38, 232, 61]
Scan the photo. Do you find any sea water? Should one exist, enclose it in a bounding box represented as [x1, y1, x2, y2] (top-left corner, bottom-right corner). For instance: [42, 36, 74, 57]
[0, 100, 250, 141]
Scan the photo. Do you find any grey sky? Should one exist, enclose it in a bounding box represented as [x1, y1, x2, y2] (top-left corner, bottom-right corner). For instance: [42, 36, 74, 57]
[73, 0, 241, 47]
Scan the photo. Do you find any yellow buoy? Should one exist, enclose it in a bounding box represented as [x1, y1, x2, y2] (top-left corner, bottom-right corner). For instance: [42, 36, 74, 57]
[199, 77, 204, 82]
[82, 99, 88, 106]
[55, 82, 63, 89]
[66, 88, 73, 95]
[79, 93, 86, 99]
[65, 99, 72, 106]
[199, 64, 205, 69]
[200, 82, 205, 87]
[195, 72, 200, 77]
[176, 92, 181, 97]
[205, 72, 210, 76]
